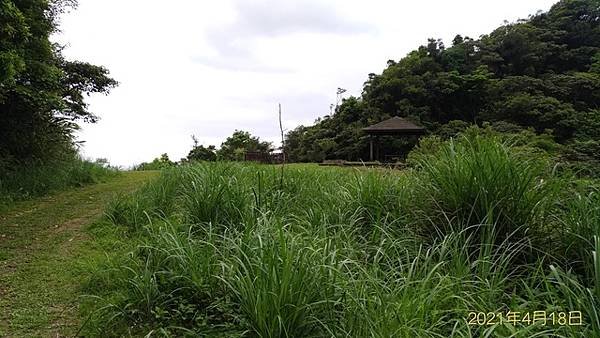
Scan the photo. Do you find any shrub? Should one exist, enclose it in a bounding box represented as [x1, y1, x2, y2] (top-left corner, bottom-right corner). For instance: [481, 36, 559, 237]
[134, 153, 175, 171]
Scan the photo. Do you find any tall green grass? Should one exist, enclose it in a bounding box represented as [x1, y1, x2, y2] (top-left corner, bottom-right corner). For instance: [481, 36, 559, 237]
[85, 131, 599, 337]
[223, 223, 339, 337]
[556, 188, 600, 283]
[0, 157, 118, 207]
[411, 132, 559, 246]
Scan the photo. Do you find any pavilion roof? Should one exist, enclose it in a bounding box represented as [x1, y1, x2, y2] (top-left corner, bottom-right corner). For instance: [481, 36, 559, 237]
[362, 116, 425, 135]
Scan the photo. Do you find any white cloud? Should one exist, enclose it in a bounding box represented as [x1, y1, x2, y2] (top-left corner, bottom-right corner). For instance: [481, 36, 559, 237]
[54, 0, 557, 167]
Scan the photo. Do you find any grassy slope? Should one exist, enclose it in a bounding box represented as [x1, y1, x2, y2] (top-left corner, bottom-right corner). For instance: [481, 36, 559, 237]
[0, 171, 158, 337]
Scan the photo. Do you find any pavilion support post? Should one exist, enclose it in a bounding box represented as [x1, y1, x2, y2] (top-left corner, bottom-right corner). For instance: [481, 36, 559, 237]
[376, 136, 380, 162]
[369, 137, 374, 161]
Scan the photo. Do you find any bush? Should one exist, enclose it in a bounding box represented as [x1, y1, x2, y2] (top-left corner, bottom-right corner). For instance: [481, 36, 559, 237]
[134, 153, 175, 171]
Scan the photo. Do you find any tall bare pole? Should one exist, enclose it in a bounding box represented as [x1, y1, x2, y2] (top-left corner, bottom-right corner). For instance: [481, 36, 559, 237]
[279, 103, 285, 163]
[278, 103, 286, 188]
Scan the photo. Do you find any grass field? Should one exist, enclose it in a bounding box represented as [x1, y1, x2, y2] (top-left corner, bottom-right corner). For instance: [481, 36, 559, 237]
[1, 132, 599, 337]
[0, 171, 158, 337]
[77, 133, 599, 337]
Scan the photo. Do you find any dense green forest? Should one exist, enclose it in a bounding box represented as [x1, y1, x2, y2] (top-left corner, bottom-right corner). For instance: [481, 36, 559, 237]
[0, 0, 117, 201]
[285, 0, 600, 164]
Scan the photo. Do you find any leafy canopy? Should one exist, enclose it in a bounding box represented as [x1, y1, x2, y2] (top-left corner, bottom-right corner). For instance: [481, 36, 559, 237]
[217, 130, 273, 161]
[185, 136, 217, 162]
[0, 0, 117, 167]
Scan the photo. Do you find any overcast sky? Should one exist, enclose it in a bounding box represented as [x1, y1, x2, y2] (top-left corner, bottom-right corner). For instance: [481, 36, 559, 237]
[54, 0, 557, 167]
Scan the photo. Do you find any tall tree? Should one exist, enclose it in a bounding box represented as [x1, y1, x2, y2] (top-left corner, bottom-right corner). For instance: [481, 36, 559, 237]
[0, 0, 117, 168]
[186, 136, 217, 162]
[218, 130, 272, 161]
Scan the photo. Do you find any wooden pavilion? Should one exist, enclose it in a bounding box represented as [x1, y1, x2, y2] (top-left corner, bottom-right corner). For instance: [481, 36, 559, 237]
[362, 116, 425, 162]
[244, 151, 284, 164]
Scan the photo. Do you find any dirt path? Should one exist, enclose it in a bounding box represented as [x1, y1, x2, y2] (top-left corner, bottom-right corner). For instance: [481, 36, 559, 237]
[0, 171, 157, 337]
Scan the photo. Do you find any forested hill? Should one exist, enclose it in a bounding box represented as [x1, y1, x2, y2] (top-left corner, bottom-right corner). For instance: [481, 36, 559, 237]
[285, 0, 600, 163]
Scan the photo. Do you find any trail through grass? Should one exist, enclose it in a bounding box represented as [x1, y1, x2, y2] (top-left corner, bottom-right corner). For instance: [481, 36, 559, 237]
[0, 171, 158, 337]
